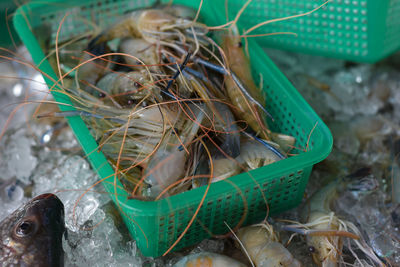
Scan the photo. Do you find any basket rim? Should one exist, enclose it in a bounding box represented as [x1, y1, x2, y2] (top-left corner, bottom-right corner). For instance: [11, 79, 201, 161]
[13, 0, 333, 217]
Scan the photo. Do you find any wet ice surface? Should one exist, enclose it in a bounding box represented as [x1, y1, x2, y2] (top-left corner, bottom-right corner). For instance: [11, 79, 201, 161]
[1, 46, 400, 267]
[266, 47, 400, 265]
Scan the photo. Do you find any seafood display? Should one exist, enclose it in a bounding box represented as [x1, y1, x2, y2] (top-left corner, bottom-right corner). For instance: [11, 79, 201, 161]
[2, 1, 400, 267]
[0, 193, 65, 267]
[44, 4, 290, 200]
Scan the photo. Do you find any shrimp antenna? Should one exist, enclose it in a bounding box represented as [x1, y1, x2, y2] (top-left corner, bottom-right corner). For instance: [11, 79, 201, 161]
[243, 0, 332, 36]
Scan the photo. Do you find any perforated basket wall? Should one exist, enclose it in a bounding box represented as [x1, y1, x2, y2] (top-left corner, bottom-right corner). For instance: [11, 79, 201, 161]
[14, 0, 333, 257]
[223, 0, 400, 63]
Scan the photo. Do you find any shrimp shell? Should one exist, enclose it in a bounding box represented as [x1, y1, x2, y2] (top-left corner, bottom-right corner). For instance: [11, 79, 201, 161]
[97, 9, 206, 44]
[302, 180, 341, 266]
[96, 70, 160, 106]
[119, 38, 159, 71]
[237, 224, 302, 267]
[270, 132, 296, 154]
[236, 139, 283, 171]
[222, 28, 271, 140]
[173, 252, 246, 267]
[211, 158, 241, 182]
[143, 104, 205, 198]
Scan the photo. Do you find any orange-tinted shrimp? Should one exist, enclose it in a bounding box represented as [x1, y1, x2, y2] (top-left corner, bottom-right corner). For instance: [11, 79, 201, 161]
[221, 27, 271, 140]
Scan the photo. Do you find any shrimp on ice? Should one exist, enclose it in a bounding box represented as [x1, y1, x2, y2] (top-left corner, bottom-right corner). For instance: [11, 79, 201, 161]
[173, 252, 246, 267]
[236, 222, 302, 267]
[283, 175, 386, 267]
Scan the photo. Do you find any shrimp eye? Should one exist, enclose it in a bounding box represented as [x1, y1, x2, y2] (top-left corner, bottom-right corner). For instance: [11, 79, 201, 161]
[98, 92, 106, 98]
[308, 246, 316, 253]
[15, 220, 36, 237]
[237, 41, 243, 48]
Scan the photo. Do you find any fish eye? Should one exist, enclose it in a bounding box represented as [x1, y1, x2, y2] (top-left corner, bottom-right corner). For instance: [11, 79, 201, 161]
[14, 220, 36, 237]
[308, 246, 316, 253]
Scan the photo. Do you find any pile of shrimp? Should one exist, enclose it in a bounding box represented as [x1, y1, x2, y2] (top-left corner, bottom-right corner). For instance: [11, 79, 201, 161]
[42, 4, 296, 200]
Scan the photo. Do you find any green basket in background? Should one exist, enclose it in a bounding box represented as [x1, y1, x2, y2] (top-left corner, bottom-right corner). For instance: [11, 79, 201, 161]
[223, 0, 400, 63]
[13, 0, 333, 257]
[0, 1, 21, 47]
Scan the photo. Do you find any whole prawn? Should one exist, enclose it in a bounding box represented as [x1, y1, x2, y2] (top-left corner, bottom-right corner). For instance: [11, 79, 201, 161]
[221, 26, 271, 141]
[236, 222, 302, 267]
[173, 252, 246, 267]
[142, 103, 206, 199]
[283, 176, 386, 267]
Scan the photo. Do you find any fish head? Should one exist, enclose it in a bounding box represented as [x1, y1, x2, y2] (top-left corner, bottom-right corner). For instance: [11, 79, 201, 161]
[0, 193, 65, 267]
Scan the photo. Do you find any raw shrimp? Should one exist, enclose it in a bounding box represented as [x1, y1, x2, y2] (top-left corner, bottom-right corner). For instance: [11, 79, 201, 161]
[221, 26, 271, 140]
[201, 101, 241, 158]
[98, 104, 181, 163]
[236, 222, 302, 267]
[270, 132, 296, 154]
[173, 252, 246, 267]
[96, 70, 161, 107]
[75, 39, 112, 96]
[143, 103, 205, 198]
[301, 180, 344, 267]
[94, 8, 207, 45]
[193, 135, 283, 188]
[53, 102, 182, 174]
[160, 4, 198, 20]
[119, 38, 159, 71]
[283, 178, 386, 267]
[191, 143, 241, 188]
[236, 138, 284, 171]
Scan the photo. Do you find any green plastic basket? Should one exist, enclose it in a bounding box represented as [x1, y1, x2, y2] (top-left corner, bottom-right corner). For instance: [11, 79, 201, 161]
[0, 1, 21, 47]
[14, 0, 333, 257]
[223, 0, 400, 63]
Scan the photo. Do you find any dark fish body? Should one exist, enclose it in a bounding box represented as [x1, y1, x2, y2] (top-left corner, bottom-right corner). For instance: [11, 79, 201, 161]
[0, 193, 65, 266]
